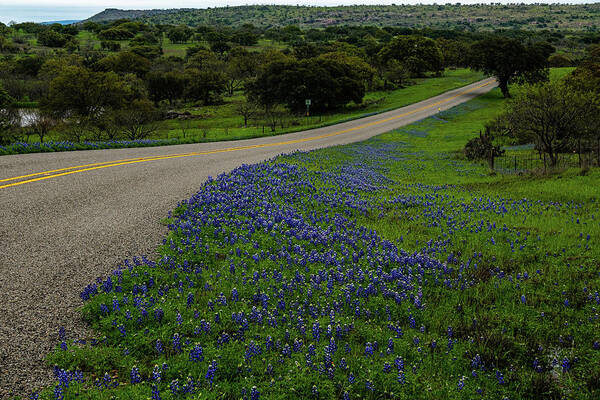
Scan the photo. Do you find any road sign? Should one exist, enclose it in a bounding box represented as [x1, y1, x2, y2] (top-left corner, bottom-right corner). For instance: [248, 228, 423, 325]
[305, 99, 311, 106]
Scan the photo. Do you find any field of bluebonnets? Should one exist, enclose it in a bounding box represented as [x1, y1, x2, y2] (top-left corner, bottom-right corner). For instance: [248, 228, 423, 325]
[40, 88, 599, 399]
[0, 138, 181, 155]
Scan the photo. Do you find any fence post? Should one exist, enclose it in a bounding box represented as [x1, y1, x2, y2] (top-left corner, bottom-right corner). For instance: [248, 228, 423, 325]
[543, 153, 547, 173]
[514, 156, 517, 172]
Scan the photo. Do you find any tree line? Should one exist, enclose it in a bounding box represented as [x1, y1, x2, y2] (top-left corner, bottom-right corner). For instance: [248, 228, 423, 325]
[0, 18, 582, 146]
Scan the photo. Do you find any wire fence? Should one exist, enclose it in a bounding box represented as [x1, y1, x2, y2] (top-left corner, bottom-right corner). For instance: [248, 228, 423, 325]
[492, 151, 600, 173]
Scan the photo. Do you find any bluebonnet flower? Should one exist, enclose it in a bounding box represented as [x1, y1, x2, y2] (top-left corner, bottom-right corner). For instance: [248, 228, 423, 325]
[496, 370, 505, 385]
[172, 333, 182, 353]
[250, 386, 260, 400]
[189, 344, 204, 362]
[151, 384, 161, 400]
[130, 366, 141, 384]
[312, 322, 320, 342]
[383, 362, 391, 373]
[155, 339, 163, 354]
[397, 371, 406, 384]
[170, 379, 179, 395]
[152, 365, 162, 382]
[54, 385, 63, 400]
[364, 342, 374, 357]
[561, 357, 571, 373]
[205, 360, 217, 387]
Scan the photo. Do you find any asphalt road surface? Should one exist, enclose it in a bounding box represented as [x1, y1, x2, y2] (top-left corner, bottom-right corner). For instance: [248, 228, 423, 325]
[0, 78, 496, 397]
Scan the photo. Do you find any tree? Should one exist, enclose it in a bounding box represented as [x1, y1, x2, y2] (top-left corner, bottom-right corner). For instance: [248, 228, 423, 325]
[378, 35, 443, 77]
[225, 48, 258, 96]
[146, 71, 186, 104]
[167, 25, 193, 44]
[100, 41, 121, 52]
[43, 66, 133, 119]
[130, 31, 159, 46]
[247, 57, 365, 113]
[29, 112, 57, 143]
[98, 27, 134, 41]
[498, 80, 600, 167]
[567, 45, 600, 93]
[113, 99, 161, 140]
[467, 38, 554, 98]
[211, 40, 231, 56]
[176, 118, 194, 139]
[94, 51, 151, 76]
[382, 60, 410, 89]
[464, 125, 505, 172]
[129, 45, 163, 60]
[436, 38, 468, 68]
[37, 29, 68, 47]
[318, 52, 375, 89]
[184, 68, 227, 105]
[236, 101, 258, 128]
[0, 84, 18, 145]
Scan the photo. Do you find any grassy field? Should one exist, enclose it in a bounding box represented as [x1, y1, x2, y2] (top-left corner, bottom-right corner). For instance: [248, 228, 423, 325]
[39, 74, 599, 399]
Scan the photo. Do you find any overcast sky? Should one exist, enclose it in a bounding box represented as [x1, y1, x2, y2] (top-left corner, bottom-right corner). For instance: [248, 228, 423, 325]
[1, 1, 597, 24]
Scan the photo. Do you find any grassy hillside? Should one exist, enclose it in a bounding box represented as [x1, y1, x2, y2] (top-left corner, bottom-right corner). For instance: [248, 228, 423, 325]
[86, 4, 600, 31]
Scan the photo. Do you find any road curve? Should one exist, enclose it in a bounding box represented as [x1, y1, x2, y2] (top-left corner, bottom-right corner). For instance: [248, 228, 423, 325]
[0, 78, 496, 397]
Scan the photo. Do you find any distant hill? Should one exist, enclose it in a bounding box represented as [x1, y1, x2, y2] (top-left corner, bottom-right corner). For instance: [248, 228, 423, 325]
[84, 4, 600, 31]
[41, 20, 81, 25]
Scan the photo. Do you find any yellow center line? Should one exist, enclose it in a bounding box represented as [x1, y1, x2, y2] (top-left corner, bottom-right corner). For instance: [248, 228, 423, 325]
[0, 79, 494, 191]
[0, 154, 201, 183]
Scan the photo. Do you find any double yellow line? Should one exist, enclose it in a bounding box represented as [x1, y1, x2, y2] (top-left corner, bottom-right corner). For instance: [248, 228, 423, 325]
[0, 79, 494, 190]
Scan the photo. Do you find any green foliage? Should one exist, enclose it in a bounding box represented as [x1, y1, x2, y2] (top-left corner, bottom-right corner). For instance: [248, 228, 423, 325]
[37, 29, 69, 48]
[496, 80, 600, 166]
[130, 31, 159, 46]
[467, 38, 554, 98]
[378, 35, 444, 77]
[464, 125, 506, 171]
[85, 4, 600, 32]
[129, 45, 163, 60]
[184, 68, 227, 104]
[98, 27, 134, 41]
[0, 83, 17, 145]
[248, 57, 365, 113]
[94, 51, 152, 76]
[167, 25, 194, 44]
[146, 70, 186, 104]
[42, 66, 136, 118]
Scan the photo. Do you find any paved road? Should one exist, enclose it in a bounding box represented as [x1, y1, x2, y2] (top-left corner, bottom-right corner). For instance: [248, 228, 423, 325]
[0, 78, 496, 396]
